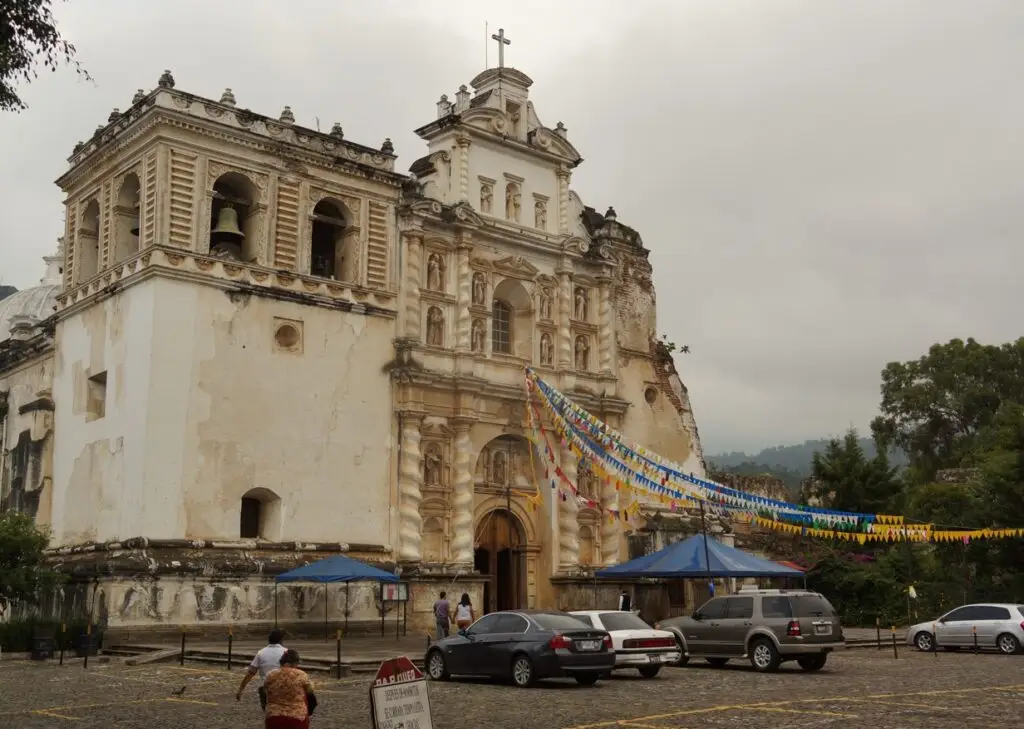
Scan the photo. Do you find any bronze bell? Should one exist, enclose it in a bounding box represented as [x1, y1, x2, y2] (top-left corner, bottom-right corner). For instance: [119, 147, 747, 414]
[130, 217, 140, 237]
[211, 206, 244, 238]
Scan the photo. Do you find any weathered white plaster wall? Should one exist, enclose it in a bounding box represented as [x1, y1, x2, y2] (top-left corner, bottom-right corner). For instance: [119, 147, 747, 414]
[52, 276, 396, 547]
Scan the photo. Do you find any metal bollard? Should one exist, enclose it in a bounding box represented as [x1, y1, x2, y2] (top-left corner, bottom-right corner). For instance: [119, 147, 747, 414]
[180, 629, 186, 666]
[972, 625, 979, 653]
[83, 623, 92, 670]
[876, 616, 881, 650]
[59, 623, 66, 667]
[335, 629, 342, 679]
[426, 635, 431, 648]
[933, 623, 938, 656]
[227, 626, 233, 671]
[891, 626, 898, 659]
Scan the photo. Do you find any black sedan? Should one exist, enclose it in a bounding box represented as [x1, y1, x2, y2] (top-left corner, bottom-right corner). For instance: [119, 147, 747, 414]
[425, 610, 616, 687]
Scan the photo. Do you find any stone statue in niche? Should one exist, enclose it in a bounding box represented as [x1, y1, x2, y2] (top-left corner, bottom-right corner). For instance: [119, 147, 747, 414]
[424, 444, 443, 486]
[505, 183, 521, 222]
[575, 335, 590, 371]
[492, 450, 508, 485]
[539, 333, 553, 366]
[471, 319, 485, 352]
[472, 272, 487, 305]
[426, 306, 444, 347]
[427, 253, 444, 291]
[539, 288, 553, 321]
[574, 287, 588, 321]
[480, 183, 493, 214]
[577, 458, 597, 499]
[535, 201, 547, 230]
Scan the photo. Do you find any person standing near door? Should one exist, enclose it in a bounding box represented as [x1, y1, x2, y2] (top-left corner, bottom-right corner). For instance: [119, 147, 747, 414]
[455, 593, 475, 630]
[433, 591, 451, 639]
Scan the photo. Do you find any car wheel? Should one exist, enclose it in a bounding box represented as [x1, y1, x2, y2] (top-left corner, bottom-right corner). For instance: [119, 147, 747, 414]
[637, 665, 661, 679]
[426, 650, 449, 681]
[796, 654, 827, 672]
[574, 673, 600, 686]
[671, 635, 689, 667]
[749, 638, 781, 673]
[511, 654, 536, 688]
[914, 631, 935, 652]
[996, 633, 1021, 655]
[706, 657, 729, 667]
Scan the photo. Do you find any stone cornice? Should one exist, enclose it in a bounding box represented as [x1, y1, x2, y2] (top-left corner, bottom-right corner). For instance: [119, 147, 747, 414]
[55, 246, 397, 320]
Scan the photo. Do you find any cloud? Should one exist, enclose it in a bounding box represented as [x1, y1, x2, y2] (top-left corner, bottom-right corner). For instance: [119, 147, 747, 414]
[2, 0, 1021, 453]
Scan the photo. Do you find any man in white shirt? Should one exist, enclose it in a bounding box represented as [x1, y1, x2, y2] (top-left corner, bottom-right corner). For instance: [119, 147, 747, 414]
[235, 629, 287, 711]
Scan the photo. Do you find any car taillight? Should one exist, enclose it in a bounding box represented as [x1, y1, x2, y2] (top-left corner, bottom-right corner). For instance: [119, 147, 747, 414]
[786, 620, 801, 637]
[1020, 621, 1024, 632]
[603, 634, 613, 649]
[549, 634, 572, 649]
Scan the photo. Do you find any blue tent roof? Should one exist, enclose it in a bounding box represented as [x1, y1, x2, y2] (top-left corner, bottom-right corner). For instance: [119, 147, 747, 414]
[275, 555, 399, 584]
[595, 534, 804, 579]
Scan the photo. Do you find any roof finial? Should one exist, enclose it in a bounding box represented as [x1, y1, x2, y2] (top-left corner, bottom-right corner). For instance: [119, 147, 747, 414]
[279, 106, 295, 124]
[220, 88, 236, 107]
[158, 70, 175, 89]
[132, 89, 146, 105]
[490, 28, 511, 68]
[381, 138, 395, 155]
[107, 108, 120, 123]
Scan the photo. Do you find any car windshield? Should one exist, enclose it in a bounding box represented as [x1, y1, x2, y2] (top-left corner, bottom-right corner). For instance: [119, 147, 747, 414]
[599, 612, 651, 631]
[531, 613, 592, 631]
[790, 595, 836, 618]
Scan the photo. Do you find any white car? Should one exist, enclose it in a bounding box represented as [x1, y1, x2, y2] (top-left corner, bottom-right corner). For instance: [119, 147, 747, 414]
[569, 610, 681, 678]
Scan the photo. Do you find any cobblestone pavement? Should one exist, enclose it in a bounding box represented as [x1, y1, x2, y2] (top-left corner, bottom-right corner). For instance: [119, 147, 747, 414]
[0, 649, 1021, 728]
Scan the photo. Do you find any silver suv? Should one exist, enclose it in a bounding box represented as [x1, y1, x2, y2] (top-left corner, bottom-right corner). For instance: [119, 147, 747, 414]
[656, 587, 845, 672]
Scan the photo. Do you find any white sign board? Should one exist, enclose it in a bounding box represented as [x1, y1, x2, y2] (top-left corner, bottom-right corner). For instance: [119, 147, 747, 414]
[369, 656, 433, 729]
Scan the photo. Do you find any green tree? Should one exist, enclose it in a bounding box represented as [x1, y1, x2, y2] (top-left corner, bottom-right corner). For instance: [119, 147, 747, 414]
[0, 512, 63, 607]
[871, 337, 1024, 479]
[1, 0, 89, 112]
[808, 429, 900, 514]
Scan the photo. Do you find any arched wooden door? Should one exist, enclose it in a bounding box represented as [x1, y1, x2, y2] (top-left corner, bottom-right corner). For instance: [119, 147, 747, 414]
[474, 509, 526, 614]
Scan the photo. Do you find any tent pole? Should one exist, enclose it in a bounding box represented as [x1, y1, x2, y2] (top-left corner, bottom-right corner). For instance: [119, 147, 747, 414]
[274, 585, 279, 628]
[324, 584, 329, 641]
[698, 499, 714, 596]
[380, 581, 385, 637]
[345, 583, 350, 636]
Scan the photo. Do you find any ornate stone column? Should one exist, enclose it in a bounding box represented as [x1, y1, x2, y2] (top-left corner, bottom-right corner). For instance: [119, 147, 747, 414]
[558, 442, 579, 570]
[450, 420, 474, 566]
[597, 274, 613, 374]
[556, 166, 570, 234]
[456, 135, 471, 203]
[403, 231, 423, 340]
[454, 233, 472, 351]
[556, 268, 572, 369]
[397, 413, 424, 563]
[600, 476, 620, 566]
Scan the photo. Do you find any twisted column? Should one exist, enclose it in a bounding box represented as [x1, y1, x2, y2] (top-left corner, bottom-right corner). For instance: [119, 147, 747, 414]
[397, 414, 424, 562]
[558, 442, 580, 570]
[557, 167, 570, 234]
[404, 232, 423, 340]
[556, 271, 572, 369]
[598, 277, 613, 374]
[450, 422, 474, 565]
[600, 476, 620, 566]
[456, 136, 471, 202]
[455, 238, 472, 351]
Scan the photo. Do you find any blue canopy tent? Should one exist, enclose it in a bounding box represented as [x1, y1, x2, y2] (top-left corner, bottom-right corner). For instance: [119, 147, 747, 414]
[275, 555, 399, 638]
[596, 534, 804, 580]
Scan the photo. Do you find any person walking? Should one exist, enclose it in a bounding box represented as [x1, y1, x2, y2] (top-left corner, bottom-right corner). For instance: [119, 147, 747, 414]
[263, 649, 318, 729]
[455, 593, 475, 631]
[433, 591, 451, 640]
[236, 629, 287, 711]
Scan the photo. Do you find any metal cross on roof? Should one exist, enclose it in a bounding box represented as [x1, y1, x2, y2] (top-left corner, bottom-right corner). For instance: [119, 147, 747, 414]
[491, 28, 511, 68]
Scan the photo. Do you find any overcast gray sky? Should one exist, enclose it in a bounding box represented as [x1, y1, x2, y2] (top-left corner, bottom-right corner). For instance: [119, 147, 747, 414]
[2, 0, 1022, 455]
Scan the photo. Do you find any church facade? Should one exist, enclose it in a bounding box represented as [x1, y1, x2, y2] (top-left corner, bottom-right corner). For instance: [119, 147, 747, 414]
[0, 53, 706, 634]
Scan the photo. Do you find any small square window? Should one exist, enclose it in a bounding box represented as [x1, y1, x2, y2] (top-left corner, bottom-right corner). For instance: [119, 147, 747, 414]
[86, 371, 107, 420]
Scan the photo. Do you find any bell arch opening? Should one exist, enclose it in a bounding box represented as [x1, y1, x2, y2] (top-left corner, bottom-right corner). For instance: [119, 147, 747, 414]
[77, 200, 101, 283]
[113, 174, 141, 263]
[210, 172, 258, 262]
[310, 198, 356, 281]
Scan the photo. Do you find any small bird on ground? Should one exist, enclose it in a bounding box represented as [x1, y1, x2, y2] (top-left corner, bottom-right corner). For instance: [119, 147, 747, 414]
[171, 685, 187, 697]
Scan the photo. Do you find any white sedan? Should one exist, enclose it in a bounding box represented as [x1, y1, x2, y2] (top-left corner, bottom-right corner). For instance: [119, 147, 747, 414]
[569, 610, 681, 678]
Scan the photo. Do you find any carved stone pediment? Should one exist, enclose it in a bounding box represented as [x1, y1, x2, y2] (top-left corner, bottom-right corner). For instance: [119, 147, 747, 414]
[536, 273, 557, 287]
[493, 255, 540, 279]
[404, 198, 444, 217]
[421, 421, 454, 438]
[470, 257, 493, 271]
[450, 202, 483, 228]
[563, 236, 590, 255]
[529, 128, 582, 162]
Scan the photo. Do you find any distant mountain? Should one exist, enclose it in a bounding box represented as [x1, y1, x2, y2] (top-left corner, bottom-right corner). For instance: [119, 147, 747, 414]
[0, 285, 16, 302]
[708, 437, 907, 488]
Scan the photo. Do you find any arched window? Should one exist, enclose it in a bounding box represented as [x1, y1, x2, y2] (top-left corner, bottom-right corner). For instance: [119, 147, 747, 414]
[239, 487, 281, 540]
[210, 172, 258, 262]
[77, 200, 101, 283]
[310, 199, 348, 279]
[492, 300, 513, 354]
[113, 174, 141, 263]
[239, 497, 261, 538]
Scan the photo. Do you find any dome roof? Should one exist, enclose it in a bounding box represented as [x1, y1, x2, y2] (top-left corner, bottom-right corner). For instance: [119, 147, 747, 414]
[0, 241, 63, 342]
[0, 285, 59, 341]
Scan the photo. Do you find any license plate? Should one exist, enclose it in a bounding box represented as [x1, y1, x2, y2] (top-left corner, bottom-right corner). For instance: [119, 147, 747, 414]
[649, 654, 664, 662]
[814, 625, 832, 636]
[577, 640, 601, 651]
